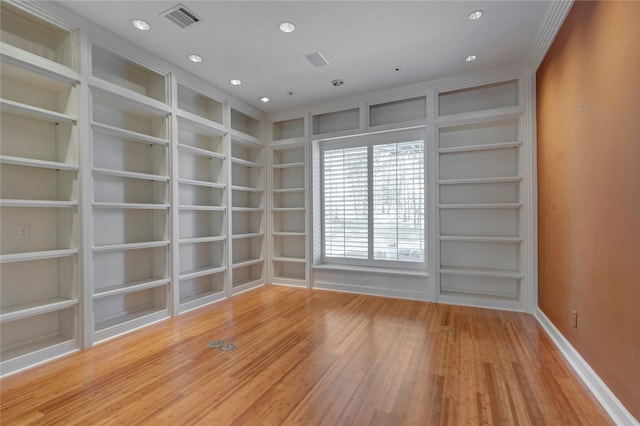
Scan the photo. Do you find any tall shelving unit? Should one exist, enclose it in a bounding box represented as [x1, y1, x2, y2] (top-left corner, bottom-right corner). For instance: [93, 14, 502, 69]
[230, 109, 265, 294]
[269, 117, 308, 287]
[174, 83, 228, 313]
[0, 2, 81, 374]
[89, 44, 171, 342]
[436, 80, 525, 309]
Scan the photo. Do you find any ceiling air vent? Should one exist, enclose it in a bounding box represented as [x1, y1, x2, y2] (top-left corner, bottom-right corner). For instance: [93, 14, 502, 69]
[162, 4, 202, 29]
[304, 52, 330, 68]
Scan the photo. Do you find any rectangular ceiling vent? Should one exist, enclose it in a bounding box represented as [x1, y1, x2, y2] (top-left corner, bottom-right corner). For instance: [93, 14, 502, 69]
[162, 4, 202, 29]
[304, 52, 330, 68]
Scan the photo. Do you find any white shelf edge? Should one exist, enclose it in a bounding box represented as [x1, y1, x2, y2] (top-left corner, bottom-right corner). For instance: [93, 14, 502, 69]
[271, 188, 305, 193]
[230, 129, 261, 146]
[231, 185, 263, 193]
[92, 167, 169, 182]
[94, 278, 170, 299]
[94, 308, 168, 337]
[0, 155, 78, 171]
[93, 241, 169, 252]
[178, 205, 226, 211]
[178, 291, 226, 313]
[178, 178, 225, 189]
[178, 236, 226, 245]
[175, 109, 226, 135]
[232, 207, 264, 212]
[0, 249, 78, 264]
[91, 121, 169, 146]
[231, 279, 264, 294]
[435, 105, 525, 126]
[271, 207, 306, 212]
[438, 203, 523, 209]
[0, 42, 81, 85]
[231, 233, 264, 240]
[272, 232, 306, 237]
[179, 266, 226, 281]
[312, 263, 429, 278]
[272, 256, 307, 263]
[438, 141, 522, 154]
[232, 258, 264, 268]
[89, 77, 171, 115]
[0, 98, 76, 124]
[438, 176, 523, 185]
[271, 162, 305, 169]
[439, 267, 523, 279]
[0, 298, 79, 324]
[1, 199, 77, 208]
[177, 143, 225, 160]
[231, 157, 261, 168]
[93, 202, 169, 210]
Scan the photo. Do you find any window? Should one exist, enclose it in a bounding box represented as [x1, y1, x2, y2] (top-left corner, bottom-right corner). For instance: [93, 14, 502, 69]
[319, 128, 426, 268]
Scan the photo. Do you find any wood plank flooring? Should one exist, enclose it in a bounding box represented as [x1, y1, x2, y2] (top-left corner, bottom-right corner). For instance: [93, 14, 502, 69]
[0, 286, 612, 425]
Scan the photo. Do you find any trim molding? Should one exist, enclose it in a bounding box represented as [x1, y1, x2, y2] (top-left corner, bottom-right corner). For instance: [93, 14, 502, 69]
[526, 0, 574, 71]
[535, 308, 639, 426]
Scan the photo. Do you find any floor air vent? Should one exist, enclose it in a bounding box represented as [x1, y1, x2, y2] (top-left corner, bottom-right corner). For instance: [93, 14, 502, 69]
[162, 4, 202, 29]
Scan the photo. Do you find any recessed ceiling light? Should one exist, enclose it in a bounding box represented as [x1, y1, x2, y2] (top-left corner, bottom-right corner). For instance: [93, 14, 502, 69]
[466, 55, 477, 62]
[331, 79, 344, 87]
[259, 97, 270, 103]
[229, 79, 242, 86]
[187, 54, 203, 63]
[279, 21, 296, 33]
[131, 19, 151, 31]
[468, 10, 484, 20]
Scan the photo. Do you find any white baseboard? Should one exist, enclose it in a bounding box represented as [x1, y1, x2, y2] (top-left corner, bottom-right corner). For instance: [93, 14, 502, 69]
[535, 308, 639, 426]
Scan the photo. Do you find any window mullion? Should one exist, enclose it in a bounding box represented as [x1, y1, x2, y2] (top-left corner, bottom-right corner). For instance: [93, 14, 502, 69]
[367, 141, 374, 262]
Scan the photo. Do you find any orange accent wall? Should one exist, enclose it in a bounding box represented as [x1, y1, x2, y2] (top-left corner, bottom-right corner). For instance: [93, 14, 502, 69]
[537, 0, 640, 419]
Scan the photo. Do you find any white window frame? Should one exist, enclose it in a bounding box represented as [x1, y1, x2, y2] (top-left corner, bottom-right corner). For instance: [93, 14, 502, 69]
[317, 127, 427, 271]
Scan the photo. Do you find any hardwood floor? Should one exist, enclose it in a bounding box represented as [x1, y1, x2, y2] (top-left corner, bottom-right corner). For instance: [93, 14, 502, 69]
[1, 286, 612, 425]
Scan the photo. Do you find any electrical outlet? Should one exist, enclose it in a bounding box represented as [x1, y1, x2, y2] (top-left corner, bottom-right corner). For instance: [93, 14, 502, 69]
[16, 224, 30, 240]
[571, 310, 578, 329]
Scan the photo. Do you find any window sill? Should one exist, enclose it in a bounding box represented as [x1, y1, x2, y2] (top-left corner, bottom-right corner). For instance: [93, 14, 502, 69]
[312, 263, 429, 278]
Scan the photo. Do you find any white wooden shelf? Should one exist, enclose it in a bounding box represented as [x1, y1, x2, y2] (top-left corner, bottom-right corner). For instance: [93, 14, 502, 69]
[0, 298, 78, 324]
[179, 290, 225, 307]
[435, 105, 524, 126]
[271, 232, 306, 237]
[231, 157, 261, 168]
[94, 306, 167, 333]
[94, 278, 170, 299]
[0, 98, 76, 124]
[272, 256, 307, 263]
[232, 207, 263, 212]
[93, 241, 169, 253]
[232, 233, 264, 240]
[175, 109, 226, 136]
[438, 203, 523, 209]
[271, 207, 306, 212]
[232, 258, 264, 268]
[271, 162, 304, 169]
[178, 205, 225, 211]
[178, 178, 225, 189]
[91, 122, 169, 146]
[177, 143, 225, 160]
[0, 42, 80, 85]
[178, 236, 226, 245]
[0, 155, 78, 171]
[179, 266, 226, 281]
[92, 202, 169, 210]
[271, 188, 305, 193]
[0, 199, 77, 208]
[230, 129, 261, 146]
[438, 141, 521, 154]
[439, 235, 523, 243]
[231, 185, 262, 192]
[92, 167, 169, 182]
[439, 267, 523, 279]
[438, 176, 523, 185]
[1, 336, 76, 365]
[0, 249, 77, 264]
[89, 78, 170, 115]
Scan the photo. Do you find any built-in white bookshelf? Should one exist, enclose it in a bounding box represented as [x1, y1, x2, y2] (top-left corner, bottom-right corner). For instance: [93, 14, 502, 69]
[368, 96, 427, 128]
[270, 144, 307, 286]
[230, 135, 265, 293]
[436, 81, 523, 308]
[0, 2, 80, 375]
[90, 44, 170, 342]
[175, 87, 228, 313]
[312, 108, 360, 136]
